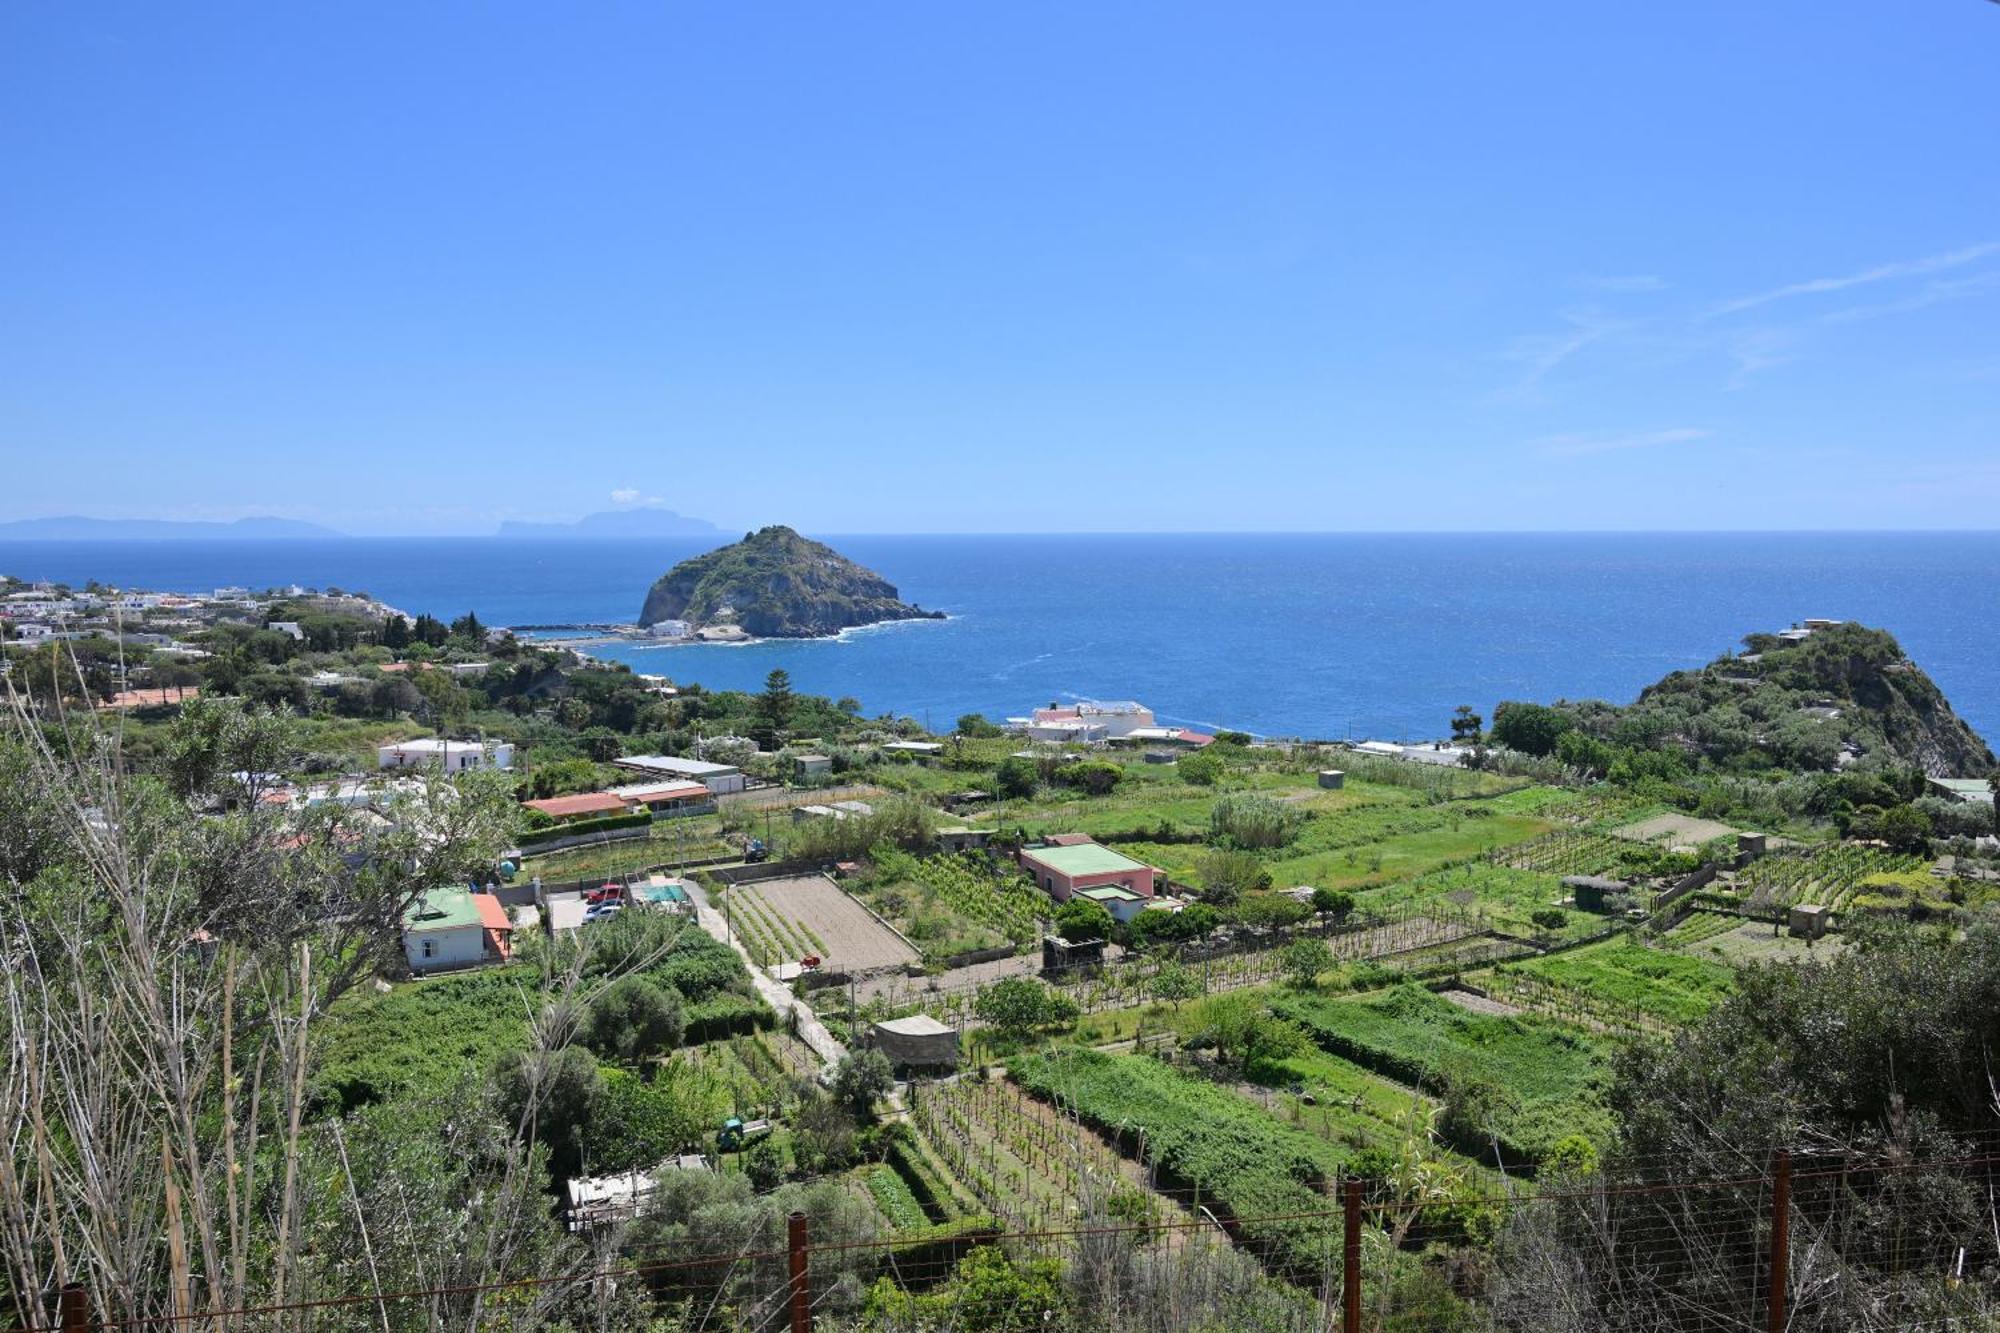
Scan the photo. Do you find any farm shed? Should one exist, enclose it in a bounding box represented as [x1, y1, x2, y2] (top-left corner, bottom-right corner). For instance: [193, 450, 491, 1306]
[1562, 875, 1628, 913]
[1318, 770, 1346, 789]
[1789, 904, 1831, 940]
[870, 1014, 959, 1069]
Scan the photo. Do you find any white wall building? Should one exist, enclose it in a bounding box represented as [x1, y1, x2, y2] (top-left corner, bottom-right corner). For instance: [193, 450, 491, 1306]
[377, 738, 516, 773]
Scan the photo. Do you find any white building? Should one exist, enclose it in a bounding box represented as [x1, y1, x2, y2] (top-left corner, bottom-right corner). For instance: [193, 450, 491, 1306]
[377, 738, 516, 773]
[401, 886, 513, 973]
[268, 621, 306, 640]
[1008, 699, 1156, 744]
[614, 754, 747, 794]
[1077, 700, 1155, 737]
[9, 623, 55, 642]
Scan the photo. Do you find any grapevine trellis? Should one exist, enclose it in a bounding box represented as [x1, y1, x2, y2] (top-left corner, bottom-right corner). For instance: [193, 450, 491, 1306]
[906, 854, 1047, 950]
[1478, 970, 1662, 1040]
[1493, 829, 1636, 878]
[1730, 844, 1928, 916]
[907, 1079, 1188, 1236]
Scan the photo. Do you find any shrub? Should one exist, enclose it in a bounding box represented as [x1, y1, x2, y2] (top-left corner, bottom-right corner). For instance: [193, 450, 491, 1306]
[1177, 751, 1225, 786]
[1209, 794, 1304, 849]
[517, 810, 650, 847]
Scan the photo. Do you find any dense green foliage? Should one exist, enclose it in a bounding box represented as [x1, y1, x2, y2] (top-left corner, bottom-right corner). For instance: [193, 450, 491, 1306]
[1011, 1049, 1344, 1271]
[1269, 984, 1613, 1162]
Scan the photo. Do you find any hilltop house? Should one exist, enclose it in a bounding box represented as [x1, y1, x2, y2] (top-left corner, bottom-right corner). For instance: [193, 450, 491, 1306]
[402, 886, 513, 973]
[1018, 835, 1159, 906]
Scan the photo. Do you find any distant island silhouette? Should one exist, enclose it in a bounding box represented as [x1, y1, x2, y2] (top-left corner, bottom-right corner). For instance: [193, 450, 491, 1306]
[498, 509, 721, 539]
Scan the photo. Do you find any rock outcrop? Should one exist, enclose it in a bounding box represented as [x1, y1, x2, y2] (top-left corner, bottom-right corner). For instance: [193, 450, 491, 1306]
[636, 526, 944, 638]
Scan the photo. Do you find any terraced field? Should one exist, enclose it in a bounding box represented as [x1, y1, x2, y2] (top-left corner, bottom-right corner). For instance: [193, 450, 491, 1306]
[1485, 938, 1735, 1028]
[1268, 983, 1614, 1163]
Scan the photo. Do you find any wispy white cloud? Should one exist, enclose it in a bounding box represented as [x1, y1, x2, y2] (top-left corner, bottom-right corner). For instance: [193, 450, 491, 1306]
[1536, 427, 1712, 458]
[1820, 269, 2000, 325]
[1501, 310, 1630, 397]
[1709, 240, 2000, 318]
[609, 487, 642, 505]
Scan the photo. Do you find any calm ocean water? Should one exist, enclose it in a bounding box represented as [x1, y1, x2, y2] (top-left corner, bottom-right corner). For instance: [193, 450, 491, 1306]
[3, 533, 1996, 746]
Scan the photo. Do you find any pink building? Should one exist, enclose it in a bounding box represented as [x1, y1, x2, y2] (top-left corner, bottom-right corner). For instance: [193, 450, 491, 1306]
[1018, 838, 1159, 904]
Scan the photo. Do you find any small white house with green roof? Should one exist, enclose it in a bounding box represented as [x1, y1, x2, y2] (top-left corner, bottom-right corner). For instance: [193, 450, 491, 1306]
[402, 886, 513, 974]
[1017, 836, 1159, 905]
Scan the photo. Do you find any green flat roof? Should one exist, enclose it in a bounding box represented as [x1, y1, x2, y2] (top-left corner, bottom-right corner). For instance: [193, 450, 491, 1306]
[1024, 842, 1150, 877]
[404, 886, 482, 932]
[1079, 884, 1144, 901]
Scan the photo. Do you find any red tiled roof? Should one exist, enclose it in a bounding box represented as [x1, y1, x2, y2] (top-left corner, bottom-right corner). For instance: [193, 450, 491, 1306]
[471, 893, 512, 932]
[1175, 729, 1215, 747]
[524, 792, 628, 819]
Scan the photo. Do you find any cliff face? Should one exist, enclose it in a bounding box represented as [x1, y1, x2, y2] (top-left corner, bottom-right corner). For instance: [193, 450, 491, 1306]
[1623, 623, 1994, 776]
[636, 526, 944, 638]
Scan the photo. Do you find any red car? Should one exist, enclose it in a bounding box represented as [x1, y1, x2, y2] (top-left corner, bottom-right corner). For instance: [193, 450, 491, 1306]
[585, 883, 625, 906]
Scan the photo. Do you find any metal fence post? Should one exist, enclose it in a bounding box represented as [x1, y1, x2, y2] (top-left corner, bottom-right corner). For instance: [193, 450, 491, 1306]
[1343, 1178, 1362, 1333]
[58, 1285, 89, 1333]
[1768, 1149, 1791, 1333]
[788, 1209, 811, 1333]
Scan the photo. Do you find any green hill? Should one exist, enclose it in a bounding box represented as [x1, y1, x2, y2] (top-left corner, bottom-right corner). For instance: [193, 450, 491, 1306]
[636, 525, 945, 638]
[1511, 622, 1993, 776]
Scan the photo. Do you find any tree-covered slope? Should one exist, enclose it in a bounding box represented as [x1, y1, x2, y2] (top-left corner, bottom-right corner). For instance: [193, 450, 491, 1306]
[636, 525, 944, 637]
[1499, 622, 1994, 776]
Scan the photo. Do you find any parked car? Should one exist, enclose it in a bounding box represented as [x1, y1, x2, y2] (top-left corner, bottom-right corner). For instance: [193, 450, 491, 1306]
[583, 901, 623, 924]
[585, 883, 625, 906]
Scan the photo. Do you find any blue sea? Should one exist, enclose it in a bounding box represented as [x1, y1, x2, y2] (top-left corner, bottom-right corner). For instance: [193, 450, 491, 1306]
[3, 533, 1996, 746]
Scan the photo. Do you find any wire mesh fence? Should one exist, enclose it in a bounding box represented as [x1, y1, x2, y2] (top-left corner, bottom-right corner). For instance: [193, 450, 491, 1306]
[17, 1147, 2000, 1333]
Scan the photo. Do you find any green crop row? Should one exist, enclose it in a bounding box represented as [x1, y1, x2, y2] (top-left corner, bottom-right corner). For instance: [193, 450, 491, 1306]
[1268, 984, 1613, 1163]
[1493, 939, 1734, 1025]
[1011, 1048, 1345, 1274]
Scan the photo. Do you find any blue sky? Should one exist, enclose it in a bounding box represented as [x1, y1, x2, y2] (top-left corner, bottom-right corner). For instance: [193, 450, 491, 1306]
[2, 2, 1996, 534]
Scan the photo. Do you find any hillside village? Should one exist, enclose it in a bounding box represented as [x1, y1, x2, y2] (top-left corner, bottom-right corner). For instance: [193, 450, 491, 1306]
[6, 577, 2000, 1330]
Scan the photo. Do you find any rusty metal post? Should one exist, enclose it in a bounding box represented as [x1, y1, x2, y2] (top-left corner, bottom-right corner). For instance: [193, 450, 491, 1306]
[787, 1209, 810, 1333]
[58, 1285, 89, 1333]
[1343, 1178, 1362, 1333]
[1768, 1150, 1791, 1333]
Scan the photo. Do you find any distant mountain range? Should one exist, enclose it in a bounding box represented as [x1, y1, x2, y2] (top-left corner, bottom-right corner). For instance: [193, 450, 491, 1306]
[498, 509, 723, 539]
[0, 515, 346, 541]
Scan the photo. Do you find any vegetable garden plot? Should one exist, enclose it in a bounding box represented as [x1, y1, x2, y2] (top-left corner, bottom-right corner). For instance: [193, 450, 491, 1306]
[908, 1077, 1191, 1235]
[1486, 938, 1734, 1028]
[1269, 984, 1613, 1163]
[727, 874, 918, 972]
[1010, 1049, 1345, 1276]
